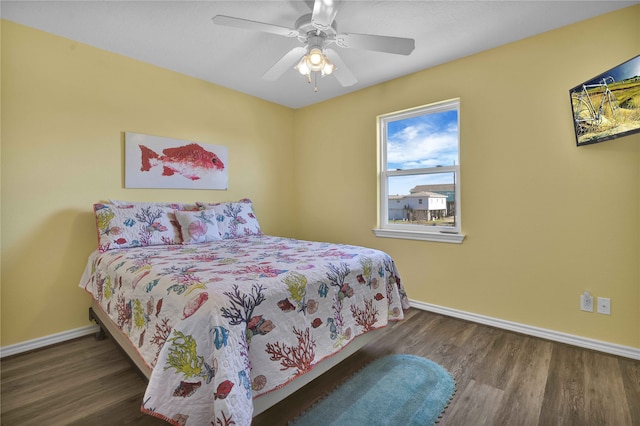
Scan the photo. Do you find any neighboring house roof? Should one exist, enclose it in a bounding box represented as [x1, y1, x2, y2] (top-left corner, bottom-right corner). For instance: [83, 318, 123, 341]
[410, 184, 455, 193]
[404, 191, 446, 198]
[389, 192, 446, 200]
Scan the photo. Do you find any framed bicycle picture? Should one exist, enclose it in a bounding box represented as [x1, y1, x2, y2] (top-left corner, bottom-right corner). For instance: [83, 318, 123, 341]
[569, 54, 640, 146]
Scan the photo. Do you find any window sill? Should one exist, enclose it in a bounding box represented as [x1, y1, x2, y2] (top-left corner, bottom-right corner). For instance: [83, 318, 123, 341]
[372, 228, 466, 244]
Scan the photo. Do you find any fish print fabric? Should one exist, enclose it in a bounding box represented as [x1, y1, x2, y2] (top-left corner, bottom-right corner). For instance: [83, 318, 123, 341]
[197, 199, 262, 239]
[80, 235, 409, 426]
[174, 210, 222, 244]
[93, 203, 199, 252]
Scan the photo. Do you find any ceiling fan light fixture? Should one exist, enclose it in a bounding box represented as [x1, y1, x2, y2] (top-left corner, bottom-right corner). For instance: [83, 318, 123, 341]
[295, 57, 311, 77]
[295, 48, 335, 79]
[321, 56, 335, 76]
[307, 48, 324, 70]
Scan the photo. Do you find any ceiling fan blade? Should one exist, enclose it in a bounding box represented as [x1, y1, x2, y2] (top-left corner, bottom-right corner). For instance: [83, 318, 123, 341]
[325, 49, 357, 87]
[212, 15, 298, 38]
[337, 33, 415, 55]
[262, 46, 307, 81]
[312, 0, 341, 30]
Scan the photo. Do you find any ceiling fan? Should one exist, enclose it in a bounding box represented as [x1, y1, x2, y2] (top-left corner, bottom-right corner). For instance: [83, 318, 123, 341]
[212, 0, 415, 91]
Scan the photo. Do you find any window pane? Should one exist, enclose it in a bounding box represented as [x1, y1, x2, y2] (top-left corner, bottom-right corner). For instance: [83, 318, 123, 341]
[388, 173, 456, 227]
[387, 110, 458, 171]
[377, 98, 462, 240]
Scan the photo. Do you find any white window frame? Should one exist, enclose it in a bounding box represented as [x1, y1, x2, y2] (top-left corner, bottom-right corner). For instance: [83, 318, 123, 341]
[373, 98, 465, 243]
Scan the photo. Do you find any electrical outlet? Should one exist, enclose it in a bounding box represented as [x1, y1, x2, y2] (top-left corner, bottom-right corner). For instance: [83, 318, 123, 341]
[580, 291, 593, 312]
[597, 297, 611, 315]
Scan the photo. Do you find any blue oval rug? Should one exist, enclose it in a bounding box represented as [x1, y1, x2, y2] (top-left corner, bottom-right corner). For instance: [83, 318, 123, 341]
[290, 354, 456, 426]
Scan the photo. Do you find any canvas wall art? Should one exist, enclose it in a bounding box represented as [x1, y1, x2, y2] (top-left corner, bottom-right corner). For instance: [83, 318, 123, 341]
[569, 55, 640, 146]
[125, 132, 228, 189]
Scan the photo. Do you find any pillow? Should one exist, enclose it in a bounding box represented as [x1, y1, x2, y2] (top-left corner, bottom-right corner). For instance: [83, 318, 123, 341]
[93, 203, 183, 252]
[174, 209, 222, 244]
[196, 198, 262, 239]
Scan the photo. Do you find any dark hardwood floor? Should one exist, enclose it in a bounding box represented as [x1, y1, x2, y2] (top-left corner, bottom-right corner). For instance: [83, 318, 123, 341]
[2, 309, 639, 425]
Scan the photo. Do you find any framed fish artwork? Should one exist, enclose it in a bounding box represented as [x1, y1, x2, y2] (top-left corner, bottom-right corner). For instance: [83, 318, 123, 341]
[125, 132, 228, 190]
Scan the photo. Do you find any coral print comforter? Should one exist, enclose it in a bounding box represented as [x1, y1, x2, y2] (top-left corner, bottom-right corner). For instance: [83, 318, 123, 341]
[80, 235, 409, 426]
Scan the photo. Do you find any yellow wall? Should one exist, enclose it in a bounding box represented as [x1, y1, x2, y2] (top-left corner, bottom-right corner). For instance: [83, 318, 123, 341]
[293, 6, 640, 348]
[2, 6, 639, 350]
[1, 20, 296, 346]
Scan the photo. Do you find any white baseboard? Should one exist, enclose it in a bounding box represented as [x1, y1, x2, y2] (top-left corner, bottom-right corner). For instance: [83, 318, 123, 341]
[410, 299, 640, 361]
[3, 303, 639, 361]
[0, 324, 100, 358]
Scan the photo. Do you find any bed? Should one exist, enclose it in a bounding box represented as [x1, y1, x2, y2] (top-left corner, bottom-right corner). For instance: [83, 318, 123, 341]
[80, 199, 409, 425]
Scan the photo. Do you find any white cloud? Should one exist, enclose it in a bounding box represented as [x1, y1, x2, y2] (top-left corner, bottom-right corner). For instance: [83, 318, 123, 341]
[387, 123, 458, 169]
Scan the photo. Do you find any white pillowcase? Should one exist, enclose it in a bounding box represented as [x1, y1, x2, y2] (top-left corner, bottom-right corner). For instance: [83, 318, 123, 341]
[93, 203, 183, 252]
[196, 198, 262, 239]
[174, 209, 222, 244]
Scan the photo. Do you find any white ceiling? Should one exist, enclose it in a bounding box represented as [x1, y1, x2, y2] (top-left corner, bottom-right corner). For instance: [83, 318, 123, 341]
[2, 1, 637, 109]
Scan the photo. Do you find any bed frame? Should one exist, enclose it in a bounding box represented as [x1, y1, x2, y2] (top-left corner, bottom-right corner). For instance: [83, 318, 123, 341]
[89, 300, 382, 416]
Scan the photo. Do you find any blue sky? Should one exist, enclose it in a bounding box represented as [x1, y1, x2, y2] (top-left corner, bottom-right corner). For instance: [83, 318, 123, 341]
[387, 110, 458, 195]
[583, 54, 640, 86]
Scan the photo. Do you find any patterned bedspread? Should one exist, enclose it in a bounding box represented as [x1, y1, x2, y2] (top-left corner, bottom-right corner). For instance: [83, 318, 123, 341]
[80, 235, 409, 425]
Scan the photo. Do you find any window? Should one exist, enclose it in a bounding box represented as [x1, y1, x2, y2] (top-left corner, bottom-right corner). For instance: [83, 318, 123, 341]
[374, 99, 464, 243]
